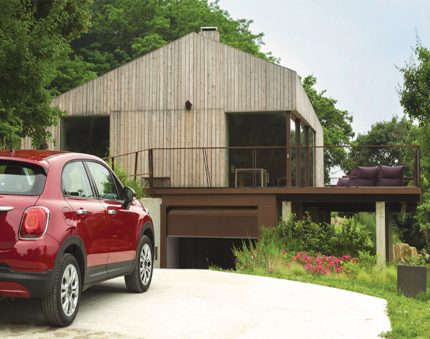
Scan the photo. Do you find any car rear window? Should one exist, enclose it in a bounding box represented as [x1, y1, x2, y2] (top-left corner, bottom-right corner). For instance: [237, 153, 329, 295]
[0, 160, 47, 196]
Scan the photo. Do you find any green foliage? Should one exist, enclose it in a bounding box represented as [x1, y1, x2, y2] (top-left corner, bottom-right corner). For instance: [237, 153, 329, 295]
[49, 47, 97, 95]
[349, 117, 416, 172]
[112, 165, 146, 199]
[302, 75, 354, 182]
[0, 114, 21, 149]
[416, 198, 430, 253]
[332, 218, 374, 257]
[0, 0, 92, 147]
[394, 212, 426, 250]
[352, 212, 376, 245]
[399, 44, 430, 125]
[357, 250, 377, 268]
[398, 43, 430, 252]
[70, 0, 278, 79]
[268, 214, 373, 257]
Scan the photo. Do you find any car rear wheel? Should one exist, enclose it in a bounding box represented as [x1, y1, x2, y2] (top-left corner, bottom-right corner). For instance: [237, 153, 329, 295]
[125, 235, 153, 293]
[42, 253, 81, 327]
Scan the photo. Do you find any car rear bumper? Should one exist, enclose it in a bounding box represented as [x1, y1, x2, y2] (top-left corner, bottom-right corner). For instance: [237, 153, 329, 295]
[0, 264, 54, 298]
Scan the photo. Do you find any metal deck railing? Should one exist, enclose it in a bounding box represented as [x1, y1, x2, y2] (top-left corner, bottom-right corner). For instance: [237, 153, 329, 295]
[105, 144, 420, 189]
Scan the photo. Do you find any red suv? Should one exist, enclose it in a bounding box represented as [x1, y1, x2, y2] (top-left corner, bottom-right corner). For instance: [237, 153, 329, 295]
[0, 150, 154, 326]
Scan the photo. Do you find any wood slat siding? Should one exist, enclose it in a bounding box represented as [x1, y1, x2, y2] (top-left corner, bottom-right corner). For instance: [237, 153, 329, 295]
[24, 32, 324, 187]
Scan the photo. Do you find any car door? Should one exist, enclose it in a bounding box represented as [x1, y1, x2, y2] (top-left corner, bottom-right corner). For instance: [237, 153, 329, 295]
[84, 161, 139, 276]
[62, 161, 109, 282]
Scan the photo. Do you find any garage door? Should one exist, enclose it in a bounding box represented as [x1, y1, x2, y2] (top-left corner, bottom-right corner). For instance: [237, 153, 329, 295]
[167, 208, 259, 238]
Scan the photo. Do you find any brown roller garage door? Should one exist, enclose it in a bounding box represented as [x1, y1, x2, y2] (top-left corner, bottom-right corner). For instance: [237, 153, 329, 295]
[167, 208, 259, 238]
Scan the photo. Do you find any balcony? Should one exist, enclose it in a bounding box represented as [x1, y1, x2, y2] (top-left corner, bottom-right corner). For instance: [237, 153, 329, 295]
[106, 145, 420, 190]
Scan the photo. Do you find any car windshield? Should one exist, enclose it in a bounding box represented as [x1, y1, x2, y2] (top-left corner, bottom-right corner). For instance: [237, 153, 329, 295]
[0, 160, 47, 196]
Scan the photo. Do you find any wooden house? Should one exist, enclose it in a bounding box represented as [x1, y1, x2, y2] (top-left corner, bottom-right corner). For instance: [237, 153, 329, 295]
[23, 27, 324, 188]
[22, 28, 420, 269]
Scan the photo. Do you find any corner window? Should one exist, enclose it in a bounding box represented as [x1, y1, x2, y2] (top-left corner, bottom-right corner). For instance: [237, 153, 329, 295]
[62, 162, 94, 198]
[86, 162, 121, 200]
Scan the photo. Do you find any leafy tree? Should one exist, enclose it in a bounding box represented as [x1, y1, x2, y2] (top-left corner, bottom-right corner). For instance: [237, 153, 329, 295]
[70, 0, 278, 78]
[399, 45, 430, 125]
[0, 0, 92, 148]
[348, 117, 416, 173]
[302, 75, 354, 182]
[399, 44, 430, 184]
[399, 43, 430, 252]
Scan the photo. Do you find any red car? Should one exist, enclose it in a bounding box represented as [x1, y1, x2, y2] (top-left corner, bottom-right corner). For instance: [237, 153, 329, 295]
[0, 150, 154, 326]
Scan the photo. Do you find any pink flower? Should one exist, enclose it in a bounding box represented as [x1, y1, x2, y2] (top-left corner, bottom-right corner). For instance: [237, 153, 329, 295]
[280, 249, 287, 255]
[290, 252, 356, 275]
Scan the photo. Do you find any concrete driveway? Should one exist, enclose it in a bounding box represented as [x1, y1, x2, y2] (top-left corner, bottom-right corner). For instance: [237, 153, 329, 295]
[0, 269, 390, 338]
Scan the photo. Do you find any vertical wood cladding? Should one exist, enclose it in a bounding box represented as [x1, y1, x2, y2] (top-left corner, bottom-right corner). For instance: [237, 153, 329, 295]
[39, 32, 324, 186]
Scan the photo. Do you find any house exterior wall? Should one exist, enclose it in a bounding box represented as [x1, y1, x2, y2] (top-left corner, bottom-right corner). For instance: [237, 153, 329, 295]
[22, 32, 324, 186]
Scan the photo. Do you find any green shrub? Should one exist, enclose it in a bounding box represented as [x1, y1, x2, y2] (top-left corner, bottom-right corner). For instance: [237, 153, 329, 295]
[265, 214, 373, 257]
[112, 165, 146, 199]
[357, 251, 377, 268]
[332, 218, 373, 256]
[273, 213, 335, 255]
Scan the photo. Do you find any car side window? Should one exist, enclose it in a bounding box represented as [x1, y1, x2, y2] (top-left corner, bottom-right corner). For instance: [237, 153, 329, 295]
[62, 162, 94, 198]
[86, 162, 121, 200]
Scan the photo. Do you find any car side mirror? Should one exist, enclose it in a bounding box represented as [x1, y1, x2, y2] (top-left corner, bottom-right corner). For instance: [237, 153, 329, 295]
[123, 186, 136, 209]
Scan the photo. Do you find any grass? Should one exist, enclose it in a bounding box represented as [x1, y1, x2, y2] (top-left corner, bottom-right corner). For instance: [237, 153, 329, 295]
[230, 243, 430, 338]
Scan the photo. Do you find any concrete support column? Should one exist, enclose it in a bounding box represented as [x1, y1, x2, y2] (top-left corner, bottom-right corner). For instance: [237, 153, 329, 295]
[376, 201, 386, 266]
[281, 201, 292, 222]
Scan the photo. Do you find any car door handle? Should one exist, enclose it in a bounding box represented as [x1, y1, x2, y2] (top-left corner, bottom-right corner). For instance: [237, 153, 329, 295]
[0, 206, 14, 212]
[107, 209, 117, 215]
[76, 208, 88, 215]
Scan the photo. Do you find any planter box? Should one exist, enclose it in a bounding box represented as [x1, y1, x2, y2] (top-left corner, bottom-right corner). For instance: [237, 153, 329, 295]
[397, 264, 429, 297]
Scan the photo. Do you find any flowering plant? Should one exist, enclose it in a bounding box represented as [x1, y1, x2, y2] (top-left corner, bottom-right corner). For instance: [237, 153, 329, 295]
[292, 252, 356, 275]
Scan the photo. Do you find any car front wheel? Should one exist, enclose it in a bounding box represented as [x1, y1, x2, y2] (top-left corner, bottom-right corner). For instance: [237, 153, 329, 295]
[125, 235, 153, 293]
[42, 253, 81, 327]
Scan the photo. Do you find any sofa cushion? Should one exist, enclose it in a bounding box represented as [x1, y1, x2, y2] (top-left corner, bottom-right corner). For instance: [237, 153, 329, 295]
[349, 178, 376, 186]
[378, 165, 404, 179]
[376, 177, 404, 186]
[337, 177, 350, 186]
[351, 166, 378, 179]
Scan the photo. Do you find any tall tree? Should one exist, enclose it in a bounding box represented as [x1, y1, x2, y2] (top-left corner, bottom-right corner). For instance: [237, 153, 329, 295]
[302, 75, 354, 182]
[399, 45, 430, 125]
[0, 0, 92, 148]
[69, 0, 278, 78]
[399, 43, 430, 252]
[348, 117, 416, 171]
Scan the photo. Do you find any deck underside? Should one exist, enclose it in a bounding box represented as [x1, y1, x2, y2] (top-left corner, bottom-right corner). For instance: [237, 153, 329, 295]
[149, 186, 421, 267]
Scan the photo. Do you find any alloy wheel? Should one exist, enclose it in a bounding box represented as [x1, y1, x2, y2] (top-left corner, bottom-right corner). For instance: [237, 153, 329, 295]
[61, 264, 79, 317]
[139, 243, 152, 285]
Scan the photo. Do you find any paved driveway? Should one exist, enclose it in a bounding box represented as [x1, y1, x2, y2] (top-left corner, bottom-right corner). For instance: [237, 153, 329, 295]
[0, 269, 390, 338]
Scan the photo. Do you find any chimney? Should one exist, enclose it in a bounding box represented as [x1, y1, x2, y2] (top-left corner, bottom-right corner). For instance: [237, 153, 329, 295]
[199, 27, 220, 42]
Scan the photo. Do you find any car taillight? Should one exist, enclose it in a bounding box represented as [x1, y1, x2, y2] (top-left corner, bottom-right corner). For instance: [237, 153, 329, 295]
[19, 206, 50, 239]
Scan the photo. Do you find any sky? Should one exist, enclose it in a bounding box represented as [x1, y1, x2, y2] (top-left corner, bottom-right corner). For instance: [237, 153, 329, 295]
[219, 0, 430, 136]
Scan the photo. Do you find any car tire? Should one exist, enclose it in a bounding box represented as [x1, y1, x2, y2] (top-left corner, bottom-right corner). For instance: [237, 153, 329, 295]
[125, 235, 154, 293]
[42, 253, 81, 327]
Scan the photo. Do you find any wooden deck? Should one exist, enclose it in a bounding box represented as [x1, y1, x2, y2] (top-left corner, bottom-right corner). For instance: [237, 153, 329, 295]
[149, 186, 421, 212]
